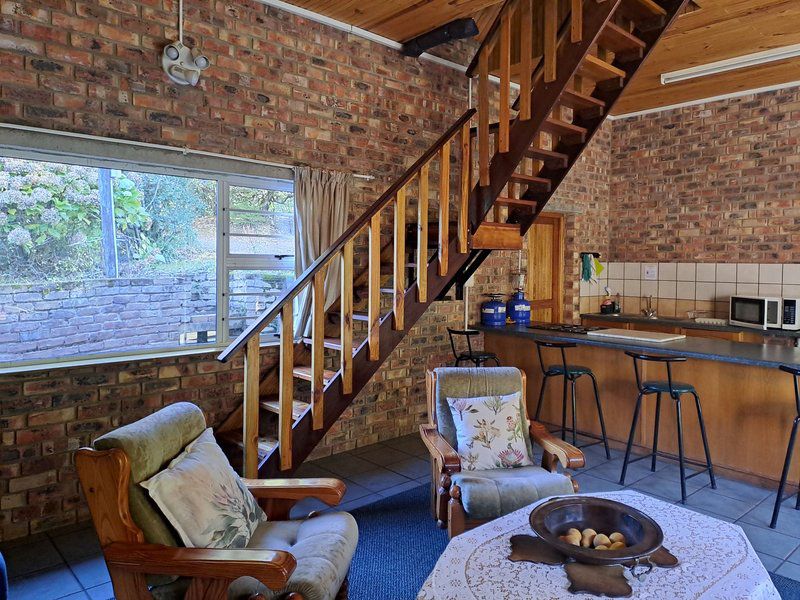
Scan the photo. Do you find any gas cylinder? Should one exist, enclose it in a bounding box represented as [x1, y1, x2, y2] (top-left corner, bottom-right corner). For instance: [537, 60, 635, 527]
[507, 288, 531, 325]
[481, 293, 506, 327]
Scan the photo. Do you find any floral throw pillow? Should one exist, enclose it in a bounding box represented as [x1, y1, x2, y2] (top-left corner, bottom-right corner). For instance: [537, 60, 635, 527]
[447, 392, 533, 471]
[140, 428, 266, 549]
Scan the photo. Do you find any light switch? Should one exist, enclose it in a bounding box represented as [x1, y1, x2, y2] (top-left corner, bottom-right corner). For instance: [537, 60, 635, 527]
[644, 264, 658, 280]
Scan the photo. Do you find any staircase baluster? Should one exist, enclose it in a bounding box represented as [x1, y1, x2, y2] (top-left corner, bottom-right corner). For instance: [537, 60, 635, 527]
[417, 163, 429, 302]
[544, 0, 558, 82]
[458, 121, 471, 254]
[311, 268, 325, 429]
[243, 335, 260, 478]
[279, 303, 294, 471]
[572, 0, 583, 43]
[520, 0, 533, 120]
[439, 141, 451, 276]
[368, 212, 381, 360]
[393, 188, 406, 330]
[478, 48, 490, 186]
[340, 241, 354, 394]
[499, 6, 512, 153]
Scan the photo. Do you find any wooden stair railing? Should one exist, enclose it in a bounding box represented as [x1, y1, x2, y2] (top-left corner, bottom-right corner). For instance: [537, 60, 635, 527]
[218, 109, 476, 477]
[216, 0, 689, 479]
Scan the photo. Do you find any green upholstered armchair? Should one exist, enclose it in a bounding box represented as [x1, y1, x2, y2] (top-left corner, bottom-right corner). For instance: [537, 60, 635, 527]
[75, 402, 357, 600]
[420, 367, 585, 538]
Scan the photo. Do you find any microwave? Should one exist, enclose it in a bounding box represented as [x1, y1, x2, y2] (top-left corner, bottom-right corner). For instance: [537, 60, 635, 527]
[729, 296, 781, 330]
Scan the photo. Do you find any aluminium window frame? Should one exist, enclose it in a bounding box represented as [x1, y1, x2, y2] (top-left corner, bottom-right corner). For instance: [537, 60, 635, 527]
[0, 140, 295, 371]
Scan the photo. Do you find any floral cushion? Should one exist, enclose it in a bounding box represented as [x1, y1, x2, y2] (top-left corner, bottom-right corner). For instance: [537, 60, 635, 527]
[446, 392, 533, 471]
[140, 428, 266, 549]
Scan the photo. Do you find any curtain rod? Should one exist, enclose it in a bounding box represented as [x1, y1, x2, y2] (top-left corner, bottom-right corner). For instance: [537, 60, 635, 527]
[0, 122, 376, 181]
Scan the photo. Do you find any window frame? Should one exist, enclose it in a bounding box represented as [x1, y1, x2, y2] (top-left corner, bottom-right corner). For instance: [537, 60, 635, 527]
[0, 142, 295, 371]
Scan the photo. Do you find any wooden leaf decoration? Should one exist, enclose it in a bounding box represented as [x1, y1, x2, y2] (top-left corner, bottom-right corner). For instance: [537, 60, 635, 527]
[565, 563, 632, 598]
[650, 546, 679, 568]
[508, 534, 567, 565]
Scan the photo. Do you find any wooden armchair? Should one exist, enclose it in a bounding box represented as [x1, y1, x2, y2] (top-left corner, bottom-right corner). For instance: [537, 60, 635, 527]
[420, 367, 585, 538]
[76, 403, 356, 600]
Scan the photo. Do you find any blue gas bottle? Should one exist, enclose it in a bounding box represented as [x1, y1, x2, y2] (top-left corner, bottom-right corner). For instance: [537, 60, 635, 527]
[507, 288, 531, 325]
[481, 293, 507, 327]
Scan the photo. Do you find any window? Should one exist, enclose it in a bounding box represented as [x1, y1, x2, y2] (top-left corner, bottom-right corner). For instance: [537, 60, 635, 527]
[0, 151, 294, 367]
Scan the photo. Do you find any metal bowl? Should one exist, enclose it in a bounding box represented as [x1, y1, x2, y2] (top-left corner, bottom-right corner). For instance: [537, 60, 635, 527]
[529, 496, 664, 566]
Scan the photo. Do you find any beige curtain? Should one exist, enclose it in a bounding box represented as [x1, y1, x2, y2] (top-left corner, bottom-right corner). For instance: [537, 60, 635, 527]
[293, 167, 352, 339]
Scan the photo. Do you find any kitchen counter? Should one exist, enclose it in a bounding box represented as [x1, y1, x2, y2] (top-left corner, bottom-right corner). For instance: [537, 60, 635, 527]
[475, 323, 800, 368]
[479, 323, 800, 487]
[580, 312, 800, 339]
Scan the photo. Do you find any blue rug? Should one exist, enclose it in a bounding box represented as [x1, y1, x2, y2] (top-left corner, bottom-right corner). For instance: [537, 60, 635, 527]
[348, 484, 800, 600]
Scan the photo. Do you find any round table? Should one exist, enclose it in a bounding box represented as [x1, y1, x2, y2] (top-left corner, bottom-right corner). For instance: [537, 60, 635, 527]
[418, 490, 781, 599]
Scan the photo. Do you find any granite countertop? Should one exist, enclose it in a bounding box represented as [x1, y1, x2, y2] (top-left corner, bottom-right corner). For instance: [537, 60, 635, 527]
[580, 312, 800, 338]
[476, 323, 800, 369]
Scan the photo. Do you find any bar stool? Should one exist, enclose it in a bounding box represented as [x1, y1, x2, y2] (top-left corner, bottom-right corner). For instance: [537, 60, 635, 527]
[770, 364, 800, 529]
[533, 340, 611, 458]
[620, 352, 716, 503]
[447, 328, 501, 367]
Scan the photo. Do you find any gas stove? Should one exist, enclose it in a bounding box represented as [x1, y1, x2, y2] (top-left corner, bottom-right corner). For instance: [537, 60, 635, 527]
[527, 323, 605, 334]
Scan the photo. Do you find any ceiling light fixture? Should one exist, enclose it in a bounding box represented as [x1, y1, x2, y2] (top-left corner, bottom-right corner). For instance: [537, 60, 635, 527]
[661, 43, 800, 85]
[162, 0, 210, 86]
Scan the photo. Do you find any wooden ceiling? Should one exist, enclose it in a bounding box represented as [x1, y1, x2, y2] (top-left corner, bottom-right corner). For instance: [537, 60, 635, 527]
[613, 0, 800, 114]
[283, 0, 800, 115]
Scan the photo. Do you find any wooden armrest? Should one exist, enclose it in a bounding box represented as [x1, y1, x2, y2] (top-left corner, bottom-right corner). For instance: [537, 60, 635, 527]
[529, 421, 585, 470]
[242, 477, 346, 507]
[420, 424, 461, 474]
[104, 542, 296, 589]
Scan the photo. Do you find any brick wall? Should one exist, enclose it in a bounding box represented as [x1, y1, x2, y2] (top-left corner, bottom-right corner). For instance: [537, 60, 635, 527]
[609, 87, 800, 263]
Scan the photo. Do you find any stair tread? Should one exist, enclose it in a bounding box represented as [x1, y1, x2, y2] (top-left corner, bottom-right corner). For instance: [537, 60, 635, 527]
[577, 54, 626, 82]
[293, 366, 337, 382]
[260, 398, 310, 420]
[508, 173, 551, 191]
[524, 146, 569, 167]
[302, 336, 363, 352]
[218, 431, 278, 460]
[495, 196, 539, 208]
[598, 22, 646, 54]
[559, 88, 606, 111]
[617, 0, 667, 22]
[542, 117, 587, 140]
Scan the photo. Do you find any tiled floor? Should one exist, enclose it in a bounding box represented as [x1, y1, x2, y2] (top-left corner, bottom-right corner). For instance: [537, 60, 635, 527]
[3, 432, 799, 599]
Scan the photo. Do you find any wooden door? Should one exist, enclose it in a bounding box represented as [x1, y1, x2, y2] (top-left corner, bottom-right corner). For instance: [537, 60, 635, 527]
[526, 213, 564, 323]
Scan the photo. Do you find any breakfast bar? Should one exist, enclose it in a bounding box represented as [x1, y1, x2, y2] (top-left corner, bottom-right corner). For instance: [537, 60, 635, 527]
[478, 323, 800, 488]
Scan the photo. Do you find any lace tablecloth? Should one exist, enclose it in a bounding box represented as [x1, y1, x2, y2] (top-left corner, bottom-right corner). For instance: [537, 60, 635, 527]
[418, 490, 780, 600]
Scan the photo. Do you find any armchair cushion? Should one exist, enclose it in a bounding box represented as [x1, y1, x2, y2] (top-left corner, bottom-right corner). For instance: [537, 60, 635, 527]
[447, 391, 533, 470]
[93, 402, 206, 548]
[227, 512, 358, 600]
[433, 367, 534, 461]
[141, 428, 267, 549]
[451, 466, 574, 520]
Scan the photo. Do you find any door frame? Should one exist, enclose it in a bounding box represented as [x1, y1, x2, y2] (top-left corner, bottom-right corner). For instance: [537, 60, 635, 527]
[526, 211, 565, 323]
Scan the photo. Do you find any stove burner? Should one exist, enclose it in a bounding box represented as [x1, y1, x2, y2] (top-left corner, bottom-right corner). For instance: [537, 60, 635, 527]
[527, 323, 605, 334]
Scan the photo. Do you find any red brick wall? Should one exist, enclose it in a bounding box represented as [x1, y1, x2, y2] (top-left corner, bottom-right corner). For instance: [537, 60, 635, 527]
[609, 88, 800, 263]
[0, 0, 480, 541]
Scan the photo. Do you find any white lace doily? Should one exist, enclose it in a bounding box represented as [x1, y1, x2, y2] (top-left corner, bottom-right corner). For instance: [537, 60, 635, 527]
[418, 490, 780, 600]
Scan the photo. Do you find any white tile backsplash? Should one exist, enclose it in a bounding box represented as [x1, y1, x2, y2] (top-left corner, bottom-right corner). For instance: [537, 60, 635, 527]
[759, 263, 782, 284]
[737, 263, 759, 284]
[716, 263, 736, 283]
[677, 263, 696, 281]
[696, 263, 716, 282]
[658, 262, 677, 281]
[579, 262, 800, 300]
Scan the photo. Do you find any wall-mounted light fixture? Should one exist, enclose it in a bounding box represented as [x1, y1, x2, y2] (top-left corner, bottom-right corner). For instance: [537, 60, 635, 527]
[661, 43, 800, 85]
[162, 0, 210, 86]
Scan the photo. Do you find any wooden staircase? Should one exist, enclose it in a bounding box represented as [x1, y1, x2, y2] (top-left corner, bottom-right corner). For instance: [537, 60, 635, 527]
[216, 0, 690, 479]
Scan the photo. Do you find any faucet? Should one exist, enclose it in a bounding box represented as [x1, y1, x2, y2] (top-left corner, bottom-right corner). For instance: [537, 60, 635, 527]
[641, 295, 657, 319]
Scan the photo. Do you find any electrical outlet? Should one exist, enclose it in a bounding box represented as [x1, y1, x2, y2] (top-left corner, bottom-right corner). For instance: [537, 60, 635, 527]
[644, 264, 658, 280]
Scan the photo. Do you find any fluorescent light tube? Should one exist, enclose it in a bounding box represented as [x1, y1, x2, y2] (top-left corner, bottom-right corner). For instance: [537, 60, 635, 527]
[661, 43, 800, 85]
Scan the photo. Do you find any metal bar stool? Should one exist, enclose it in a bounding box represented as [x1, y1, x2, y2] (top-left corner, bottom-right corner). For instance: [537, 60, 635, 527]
[446, 328, 501, 367]
[533, 340, 611, 458]
[770, 364, 800, 529]
[620, 351, 716, 503]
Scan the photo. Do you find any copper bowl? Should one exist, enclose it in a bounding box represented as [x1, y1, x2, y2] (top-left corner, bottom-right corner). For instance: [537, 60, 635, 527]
[529, 497, 664, 566]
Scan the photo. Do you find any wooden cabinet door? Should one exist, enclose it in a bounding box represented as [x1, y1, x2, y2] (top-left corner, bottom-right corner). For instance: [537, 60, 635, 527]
[527, 213, 564, 324]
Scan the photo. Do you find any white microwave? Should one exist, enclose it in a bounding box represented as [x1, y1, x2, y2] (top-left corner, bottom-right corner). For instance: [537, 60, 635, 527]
[729, 296, 781, 330]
